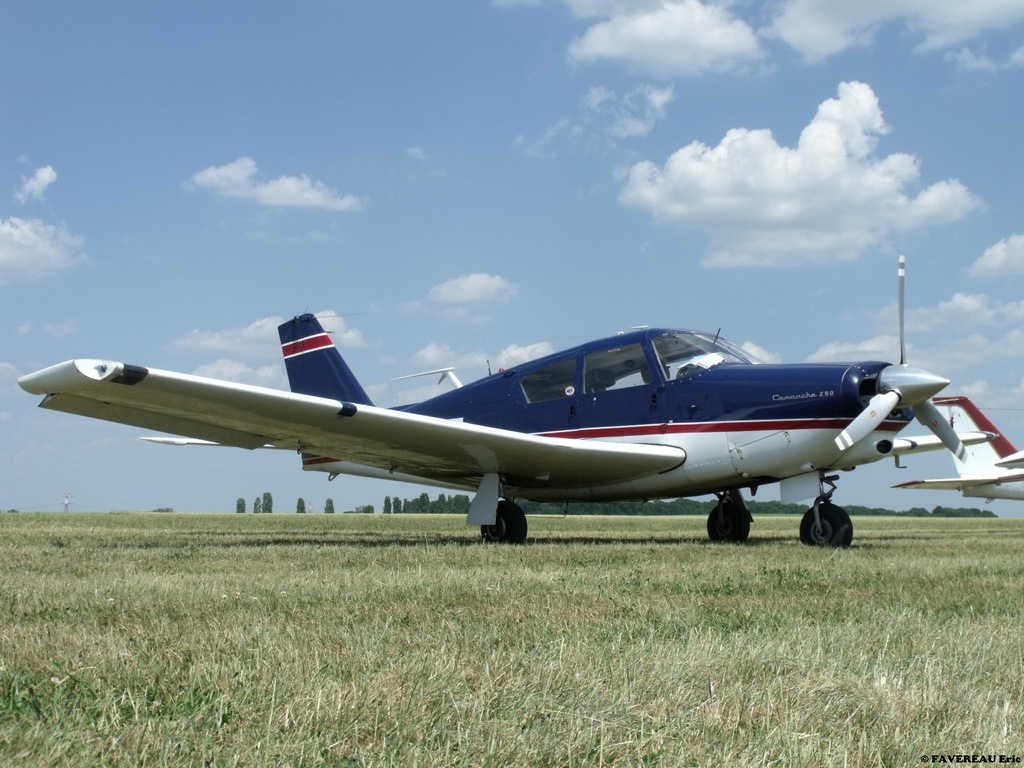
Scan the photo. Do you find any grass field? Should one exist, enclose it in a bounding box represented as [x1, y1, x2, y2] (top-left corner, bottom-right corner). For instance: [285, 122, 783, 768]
[1, 512, 1022, 767]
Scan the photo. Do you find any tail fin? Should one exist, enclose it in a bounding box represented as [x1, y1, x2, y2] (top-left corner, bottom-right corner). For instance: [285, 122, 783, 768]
[936, 396, 1019, 474]
[278, 314, 373, 404]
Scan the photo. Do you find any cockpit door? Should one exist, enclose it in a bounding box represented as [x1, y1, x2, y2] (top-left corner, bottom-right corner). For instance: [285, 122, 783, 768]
[575, 343, 663, 430]
[512, 354, 580, 433]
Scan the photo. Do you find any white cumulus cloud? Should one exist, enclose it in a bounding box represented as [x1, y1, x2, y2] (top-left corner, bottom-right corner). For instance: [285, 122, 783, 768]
[168, 312, 365, 359]
[428, 273, 519, 305]
[168, 315, 286, 356]
[906, 293, 1024, 332]
[191, 359, 287, 389]
[969, 234, 1024, 279]
[496, 342, 555, 369]
[14, 165, 57, 203]
[188, 157, 362, 212]
[619, 81, 980, 268]
[0, 217, 86, 285]
[567, 0, 763, 76]
[806, 335, 900, 364]
[768, 0, 1024, 60]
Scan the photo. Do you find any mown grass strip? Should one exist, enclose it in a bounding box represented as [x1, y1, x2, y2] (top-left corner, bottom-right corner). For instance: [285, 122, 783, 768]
[0, 513, 1021, 766]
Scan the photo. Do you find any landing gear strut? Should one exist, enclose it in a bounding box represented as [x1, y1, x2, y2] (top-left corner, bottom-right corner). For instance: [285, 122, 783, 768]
[481, 499, 528, 544]
[707, 490, 751, 542]
[799, 474, 853, 548]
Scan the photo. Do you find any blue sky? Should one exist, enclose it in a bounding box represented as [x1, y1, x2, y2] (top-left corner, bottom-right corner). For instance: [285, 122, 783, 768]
[3, 1, 1024, 516]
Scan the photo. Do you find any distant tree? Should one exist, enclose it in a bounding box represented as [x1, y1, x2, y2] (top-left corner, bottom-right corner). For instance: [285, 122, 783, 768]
[296, 498, 307, 514]
[324, 498, 335, 514]
[262, 492, 274, 515]
[355, 504, 374, 514]
[383, 496, 392, 515]
[236, 497, 246, 514]
[393, 497, 402, 514]
[253, 496, 262, 514]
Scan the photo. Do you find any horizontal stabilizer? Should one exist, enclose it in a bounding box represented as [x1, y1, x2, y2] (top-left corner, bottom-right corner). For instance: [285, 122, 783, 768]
[995, 450, 1024, 470]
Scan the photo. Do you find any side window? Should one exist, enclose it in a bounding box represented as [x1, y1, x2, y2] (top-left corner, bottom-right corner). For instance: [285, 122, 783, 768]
[520, 358, 577, 403]
[583, 344, 652, 393]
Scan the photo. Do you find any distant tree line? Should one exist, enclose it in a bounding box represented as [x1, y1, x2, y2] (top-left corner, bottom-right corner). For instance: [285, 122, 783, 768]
[383, 493, 471, 515]
[380, 493, 998, 518]
[235, 492, 336, 514]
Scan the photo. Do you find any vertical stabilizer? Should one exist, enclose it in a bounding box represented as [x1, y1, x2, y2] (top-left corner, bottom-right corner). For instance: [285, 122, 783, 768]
[278, 314, 373, 404]
[936, 396, 1018, 474]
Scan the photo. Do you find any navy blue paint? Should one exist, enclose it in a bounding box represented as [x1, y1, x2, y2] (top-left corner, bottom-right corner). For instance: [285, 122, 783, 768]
[278, 314, 373, 405]
[276, 320, 912, 434]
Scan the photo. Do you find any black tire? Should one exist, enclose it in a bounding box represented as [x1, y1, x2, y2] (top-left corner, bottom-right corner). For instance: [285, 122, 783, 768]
[707, 500, 751, 542]
[480, 500, 528, 544]
[799, 502, 853, 548]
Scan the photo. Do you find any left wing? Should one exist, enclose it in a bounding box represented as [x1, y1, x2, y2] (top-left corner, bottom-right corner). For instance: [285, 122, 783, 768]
[20, 359, 685, 490]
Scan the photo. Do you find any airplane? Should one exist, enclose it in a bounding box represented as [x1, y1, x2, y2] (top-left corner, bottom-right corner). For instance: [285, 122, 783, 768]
[895, 395, 1024, 502]
[18, 257, 977, 548]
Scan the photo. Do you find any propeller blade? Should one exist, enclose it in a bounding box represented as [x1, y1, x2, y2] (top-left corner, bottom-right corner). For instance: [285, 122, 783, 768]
[835, 390, 901, 453]
[914, 398, 968, 462]
[897, 254, 906, 365]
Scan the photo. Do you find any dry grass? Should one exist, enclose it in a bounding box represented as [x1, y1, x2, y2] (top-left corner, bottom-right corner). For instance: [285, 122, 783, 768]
[1, 512, 1022, 766]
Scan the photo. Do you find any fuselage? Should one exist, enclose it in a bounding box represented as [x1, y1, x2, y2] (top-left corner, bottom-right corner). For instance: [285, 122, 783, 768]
[371, 328, 914, 501]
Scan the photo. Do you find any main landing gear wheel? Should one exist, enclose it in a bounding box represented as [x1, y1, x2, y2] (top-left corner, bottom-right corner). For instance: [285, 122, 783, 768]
[707, 498, 751, 542]
[481, 500, 528, 544]
[799, 501, 853, 548]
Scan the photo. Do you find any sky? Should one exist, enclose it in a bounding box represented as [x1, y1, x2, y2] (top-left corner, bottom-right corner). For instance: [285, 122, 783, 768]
[3, 1, 1024, 517]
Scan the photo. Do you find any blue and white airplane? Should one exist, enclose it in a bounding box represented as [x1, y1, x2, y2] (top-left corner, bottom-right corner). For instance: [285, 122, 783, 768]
[19, 258, 978, 547]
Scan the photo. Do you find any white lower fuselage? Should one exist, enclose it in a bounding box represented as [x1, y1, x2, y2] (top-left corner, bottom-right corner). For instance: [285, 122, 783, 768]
[303, 418, 906, 503]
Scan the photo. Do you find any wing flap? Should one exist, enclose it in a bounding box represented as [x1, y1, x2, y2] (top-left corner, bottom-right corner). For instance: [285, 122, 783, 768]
[21, 359, 686, 489]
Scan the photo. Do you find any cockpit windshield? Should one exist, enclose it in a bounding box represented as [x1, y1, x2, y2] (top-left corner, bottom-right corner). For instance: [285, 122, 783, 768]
[652, 331, 756, 381]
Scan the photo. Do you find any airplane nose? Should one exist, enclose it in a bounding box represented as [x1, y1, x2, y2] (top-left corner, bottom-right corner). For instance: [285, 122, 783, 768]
[878, 364, 950, 406]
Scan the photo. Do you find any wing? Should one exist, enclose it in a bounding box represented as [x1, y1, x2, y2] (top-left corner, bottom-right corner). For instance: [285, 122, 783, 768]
[894, 471, 1024, 492]
[20, 359, 685, 490]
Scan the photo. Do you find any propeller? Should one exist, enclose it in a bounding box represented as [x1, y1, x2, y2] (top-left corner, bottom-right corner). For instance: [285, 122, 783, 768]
[914, 399, 968, 462]
[834, 255, 965, 459]
[835, 390, 900, 452]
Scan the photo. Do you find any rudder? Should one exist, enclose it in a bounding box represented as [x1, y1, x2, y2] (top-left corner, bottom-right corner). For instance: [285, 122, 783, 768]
[936, 396, 1018, 474]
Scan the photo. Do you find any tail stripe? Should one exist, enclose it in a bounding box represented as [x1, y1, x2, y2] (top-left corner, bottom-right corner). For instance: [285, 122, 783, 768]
[282, 333, 334, 359]
[277, 314, 373, 405]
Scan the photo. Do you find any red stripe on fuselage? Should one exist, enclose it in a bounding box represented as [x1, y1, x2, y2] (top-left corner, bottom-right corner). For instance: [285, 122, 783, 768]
[300, 418, 906, 467]
[539, 418, 905, 440]
[282, 333, 334, 358]
[303, 455, 339, 466]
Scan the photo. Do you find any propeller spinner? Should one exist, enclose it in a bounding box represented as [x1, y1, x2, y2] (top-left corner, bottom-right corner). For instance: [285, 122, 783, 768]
[834, 256, 965, 460]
